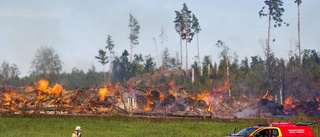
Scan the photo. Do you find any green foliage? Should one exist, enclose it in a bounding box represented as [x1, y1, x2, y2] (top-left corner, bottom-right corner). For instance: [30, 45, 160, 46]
[95, 49, 108, 65]
[131, 54, 144, 76]
[259, 0, 289, 28]
[191, 14, 201, 33]
[174, 3, 195, 43]
[112, 50, 132, 83]
[0, 61, 20, 79]
[295, 0, 302, 5]
[144, 54, 156, 73]
[129, 14, 140, 45]
[105, 35, 115, 52]
[0, 115, 318, 137]
[30, 46, 62, 76]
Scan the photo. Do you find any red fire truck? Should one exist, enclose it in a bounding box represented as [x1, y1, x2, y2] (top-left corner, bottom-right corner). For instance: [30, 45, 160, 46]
[228, 122, 315, 137]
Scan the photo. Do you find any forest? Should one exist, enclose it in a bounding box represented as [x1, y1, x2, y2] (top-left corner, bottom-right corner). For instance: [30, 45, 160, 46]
[1, 1, 319, 104]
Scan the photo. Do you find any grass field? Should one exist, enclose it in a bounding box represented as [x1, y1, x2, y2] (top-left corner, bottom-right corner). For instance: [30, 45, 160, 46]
[0, 114, 319, 137]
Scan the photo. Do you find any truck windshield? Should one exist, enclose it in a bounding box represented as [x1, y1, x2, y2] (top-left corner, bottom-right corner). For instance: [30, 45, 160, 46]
[235, 127, 257, 136]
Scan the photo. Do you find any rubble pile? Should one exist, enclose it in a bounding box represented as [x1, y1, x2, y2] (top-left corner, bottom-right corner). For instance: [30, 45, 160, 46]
[1, 79, 319, 118]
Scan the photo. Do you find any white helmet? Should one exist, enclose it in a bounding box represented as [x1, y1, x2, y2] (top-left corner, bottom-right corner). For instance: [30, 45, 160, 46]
[75, 126, 81, 130]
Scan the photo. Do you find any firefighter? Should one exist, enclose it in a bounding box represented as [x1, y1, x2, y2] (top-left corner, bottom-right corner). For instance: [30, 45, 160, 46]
[72, 126, 81, 137]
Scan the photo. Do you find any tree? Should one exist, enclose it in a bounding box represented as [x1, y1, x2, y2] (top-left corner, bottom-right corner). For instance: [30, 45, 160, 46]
[159, 26, 168, 48]
[30, 46, 62, 76]
[128, 14, 140, 63]
[191, 14, 201, 66]
[131, 54, 144, 76]
[181, 3, 194, 71]
[202, 55, 212, 77]
[0, 61, 20, 85]
[249, 56, 267, 97]
[158, 26, 168, 67]
[106, 35, 115, 83]
[112, 50, 131, 83]
[0, 61, 20, 78]
[174, 10, 184, 68]
[68, 67, 86, 88]
[95, 49, 108, 84]
[216, 40, 231, 97]
[295, 0, 302, 64]
[259, 0, 289, 58]
[144, 54, 156, 73]
[162, 48, 172, 69]
[174, 3, 195, 71]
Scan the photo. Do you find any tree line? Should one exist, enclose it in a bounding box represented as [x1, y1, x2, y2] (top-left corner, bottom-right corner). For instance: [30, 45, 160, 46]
[1, 1, 319, 103]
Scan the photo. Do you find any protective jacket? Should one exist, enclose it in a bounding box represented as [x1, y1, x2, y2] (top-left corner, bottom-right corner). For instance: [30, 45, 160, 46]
[71, 131, 81, 137]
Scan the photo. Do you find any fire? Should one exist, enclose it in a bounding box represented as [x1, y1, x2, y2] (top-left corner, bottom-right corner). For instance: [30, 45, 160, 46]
[144, 90, 164, 111]
[33, 78, 67, 102]
[4, 93, 12, 105]
[51, 83, 65, 97]
[144, 99, 152, 111]
[317, 97, 320, 110]
[169, 81, 174, 87]
[35, 79, 49, 91]
[99, 87, 108, 101]
[159, 92, 164, 101]
[262, 90, 269, 99]
[144, 91, 152, 111]
[196, 90, 211, 105]
[212, 81, 229, 93]
[169, 89, 177, 98]
[261, 90, 273, 101]
[283, 96, 295, 114]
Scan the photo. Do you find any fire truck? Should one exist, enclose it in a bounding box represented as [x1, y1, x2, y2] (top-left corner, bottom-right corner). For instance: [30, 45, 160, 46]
[228, 122, 315, 137]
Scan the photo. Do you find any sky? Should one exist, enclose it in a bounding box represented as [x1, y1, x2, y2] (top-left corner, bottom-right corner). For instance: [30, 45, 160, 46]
[0, 0, 319, 77]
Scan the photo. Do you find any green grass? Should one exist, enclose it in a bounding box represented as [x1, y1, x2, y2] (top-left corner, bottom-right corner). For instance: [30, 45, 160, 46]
[0, 115, 319, 137]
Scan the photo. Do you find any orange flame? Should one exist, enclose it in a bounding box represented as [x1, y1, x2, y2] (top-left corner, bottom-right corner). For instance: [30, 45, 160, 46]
[4, 93, 12, 105]
[262, 90, 269, 99]
[51, 83, 65, 97]
[316, 97, 320, 111]
[283, 96, 294, 114]
[99, 87, 108, 101]
[144, 99, 152, 111]
[196, 90, 211, 105]
[159, 92, 164, 101]
[169, 89, 177, 98]
[169, 81, 174, 87]
[144, 91, 152, 111]
[35, 79, 49, 91]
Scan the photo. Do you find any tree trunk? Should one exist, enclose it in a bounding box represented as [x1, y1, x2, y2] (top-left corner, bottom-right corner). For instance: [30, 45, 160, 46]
[179, 23, 183, 69]
[298, 3, 301, 65]
[180, 34, 183, 69]
[185, 34, 188, 71]
[103, 65, 106, 84]
[267, 7, 271, 58]
[197, 32, 200, 66]
[192, 68, 194, 84]
[279, 80, 283, 105]
[108, 52, 113, 83]
[130, 39, 133, 63]
[226, 56, 231, 97]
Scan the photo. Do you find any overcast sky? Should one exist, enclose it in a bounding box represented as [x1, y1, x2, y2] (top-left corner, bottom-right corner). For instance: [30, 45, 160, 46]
[1, 0, 319, 77]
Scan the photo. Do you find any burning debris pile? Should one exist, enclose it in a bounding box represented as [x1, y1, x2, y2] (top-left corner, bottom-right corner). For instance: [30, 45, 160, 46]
[1, 79, 320, 118]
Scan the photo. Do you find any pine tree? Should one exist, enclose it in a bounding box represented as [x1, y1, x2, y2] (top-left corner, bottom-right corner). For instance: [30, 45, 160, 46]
[128, 14, 140, 63]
